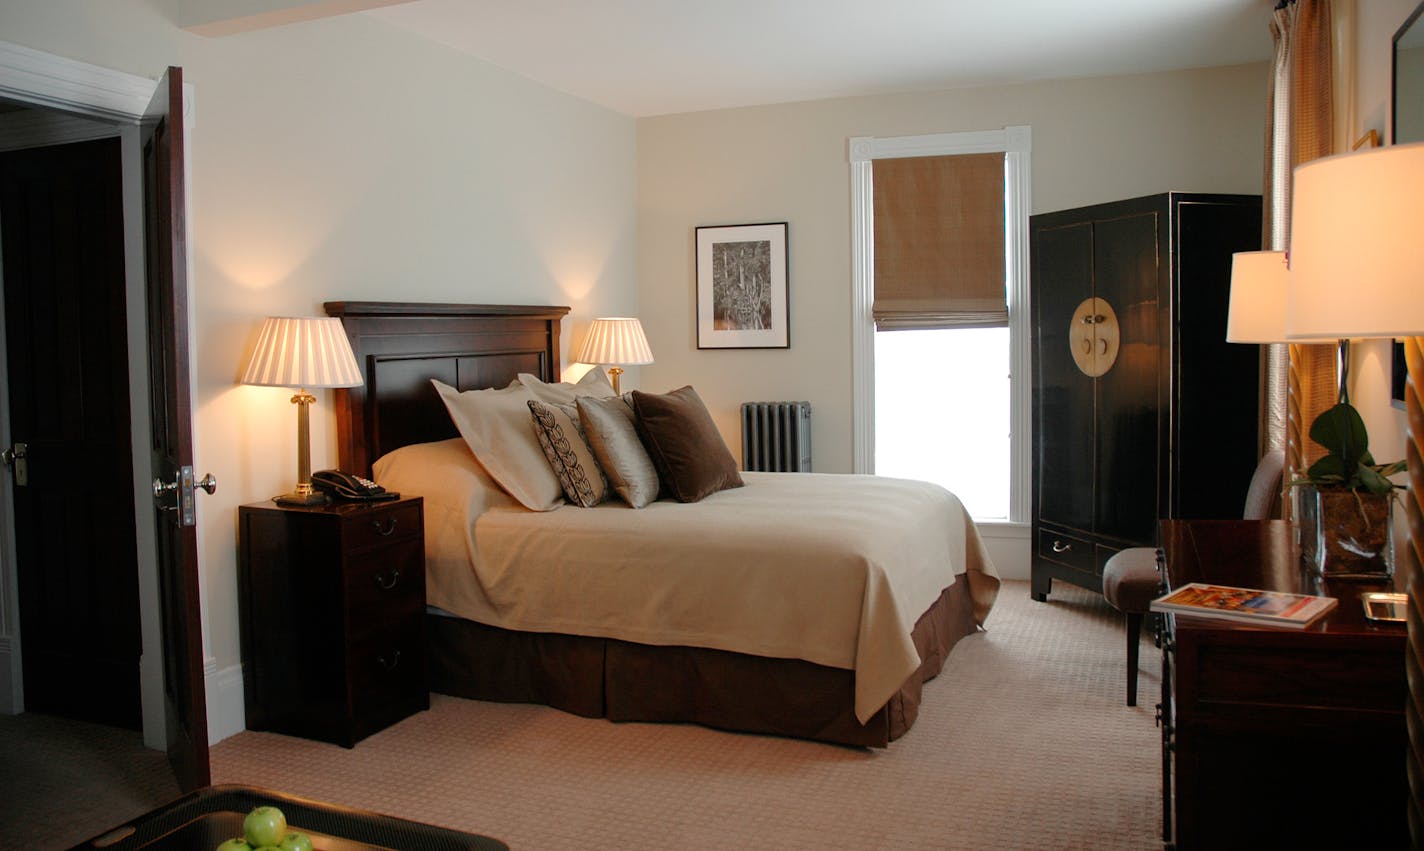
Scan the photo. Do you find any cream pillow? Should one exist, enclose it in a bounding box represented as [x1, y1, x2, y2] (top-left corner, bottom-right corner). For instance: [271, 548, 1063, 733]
[518, 368, 616, 404]
[528, 400, 608, 507]
[431, 379, 563, 511]
[576, 394, 660, 508]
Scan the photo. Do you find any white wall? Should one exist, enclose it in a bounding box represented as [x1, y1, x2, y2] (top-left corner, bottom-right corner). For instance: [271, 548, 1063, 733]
[2, 0, 637, 741]
[636, 63, 1269, 578]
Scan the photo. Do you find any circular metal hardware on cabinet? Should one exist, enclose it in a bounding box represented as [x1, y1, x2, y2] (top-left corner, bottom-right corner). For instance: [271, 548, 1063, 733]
[1069, 296, 1120, 377]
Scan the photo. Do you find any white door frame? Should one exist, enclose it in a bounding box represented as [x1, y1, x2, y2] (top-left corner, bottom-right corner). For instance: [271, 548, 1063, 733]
[0, 39, 198, 751]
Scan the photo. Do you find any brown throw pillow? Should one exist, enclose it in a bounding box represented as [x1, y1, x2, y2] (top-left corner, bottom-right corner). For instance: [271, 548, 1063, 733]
[630, 385, 743, 503]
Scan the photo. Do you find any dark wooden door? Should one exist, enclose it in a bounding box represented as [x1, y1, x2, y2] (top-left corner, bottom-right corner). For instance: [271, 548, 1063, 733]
[1093, 211, 1160, 544]
[143, 67, 210, 792]
[0, 137, 141, 728]
[1032, 221, 1094, 533]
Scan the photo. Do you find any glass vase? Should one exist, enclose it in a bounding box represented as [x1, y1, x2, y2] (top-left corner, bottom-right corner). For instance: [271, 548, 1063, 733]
[1298, 485, 1393, 580]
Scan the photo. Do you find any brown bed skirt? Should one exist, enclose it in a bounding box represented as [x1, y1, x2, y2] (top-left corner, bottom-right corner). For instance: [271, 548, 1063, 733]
[425, 577, 978, 748]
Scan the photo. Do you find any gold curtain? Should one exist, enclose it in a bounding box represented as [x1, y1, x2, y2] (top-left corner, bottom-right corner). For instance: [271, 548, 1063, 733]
[871, 154, 1006, 330]
[1265, 0, 1337, 512]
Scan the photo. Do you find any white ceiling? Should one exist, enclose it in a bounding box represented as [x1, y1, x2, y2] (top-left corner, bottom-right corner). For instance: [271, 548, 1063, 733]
[364, 0, 1276, 117]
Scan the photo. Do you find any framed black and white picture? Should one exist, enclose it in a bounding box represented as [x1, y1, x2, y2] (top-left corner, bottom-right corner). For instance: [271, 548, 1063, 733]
[696, 222, 789, 349]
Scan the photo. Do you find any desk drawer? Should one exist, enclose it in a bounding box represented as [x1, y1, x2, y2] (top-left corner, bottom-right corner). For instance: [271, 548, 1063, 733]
[1189, 639, 1406, 715]
[1038, 528, 1095, 575]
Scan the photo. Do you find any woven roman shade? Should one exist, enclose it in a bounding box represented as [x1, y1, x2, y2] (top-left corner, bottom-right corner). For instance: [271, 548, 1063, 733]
[872, 153, 1006, 331]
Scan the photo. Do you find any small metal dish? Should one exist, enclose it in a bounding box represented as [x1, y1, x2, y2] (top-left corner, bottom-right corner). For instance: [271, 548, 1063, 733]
[1362, 592, 1408, 622]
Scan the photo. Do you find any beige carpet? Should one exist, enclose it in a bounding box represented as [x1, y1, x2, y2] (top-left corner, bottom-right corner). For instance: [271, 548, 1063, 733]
[0, 713, 180, 850]
[207, 580, 1163, 850]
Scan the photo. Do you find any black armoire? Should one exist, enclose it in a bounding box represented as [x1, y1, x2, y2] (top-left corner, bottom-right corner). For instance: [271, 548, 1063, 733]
[1030, 193, 1262, 600]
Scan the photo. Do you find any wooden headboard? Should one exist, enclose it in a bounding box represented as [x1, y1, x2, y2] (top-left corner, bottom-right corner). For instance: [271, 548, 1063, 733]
[324, 302, 570, 476]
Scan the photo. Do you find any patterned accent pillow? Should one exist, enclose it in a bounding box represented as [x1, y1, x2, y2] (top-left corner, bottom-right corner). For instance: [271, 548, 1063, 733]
[527, 400, 608, 507]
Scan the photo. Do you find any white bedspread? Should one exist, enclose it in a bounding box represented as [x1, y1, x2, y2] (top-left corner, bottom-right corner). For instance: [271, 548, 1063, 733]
[376, 438, 1000, 722]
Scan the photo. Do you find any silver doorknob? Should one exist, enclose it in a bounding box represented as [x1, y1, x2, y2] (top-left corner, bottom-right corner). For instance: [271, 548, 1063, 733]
[151, 467, 217, 527]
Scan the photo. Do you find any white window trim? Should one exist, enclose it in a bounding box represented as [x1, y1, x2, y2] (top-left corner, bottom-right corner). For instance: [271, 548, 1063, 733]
[848, 126, 1031, 524]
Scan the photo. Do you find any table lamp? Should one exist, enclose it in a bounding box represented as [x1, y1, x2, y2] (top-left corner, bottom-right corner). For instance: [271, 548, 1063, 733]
[1286, 136, 1424, 849]
[241, 316, 363, 505]
[574, 317, 654, 394]
[1227, 250, 1331, 344]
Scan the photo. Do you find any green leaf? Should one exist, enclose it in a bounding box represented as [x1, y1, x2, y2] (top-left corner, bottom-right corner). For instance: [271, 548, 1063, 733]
[1356, 464, 1394, 495]
[1375, 459, 1409, 478]
[1309, 403, 1370, 468]
[1306, 454, 1348, 483]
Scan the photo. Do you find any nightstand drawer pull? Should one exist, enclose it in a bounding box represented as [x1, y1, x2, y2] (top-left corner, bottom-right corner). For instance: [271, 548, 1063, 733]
[374, 568, 401, 590]
[376, 649, 401, 671]
[371, 516, 398, 537]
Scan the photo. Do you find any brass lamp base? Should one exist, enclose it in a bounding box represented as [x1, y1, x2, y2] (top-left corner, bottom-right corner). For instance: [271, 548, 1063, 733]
[277, 390, 327, 506]
[275, 490, 328, 507]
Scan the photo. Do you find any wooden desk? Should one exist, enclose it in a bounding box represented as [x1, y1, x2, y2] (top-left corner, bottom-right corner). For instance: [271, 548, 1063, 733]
[1159, 519, 1407, 849]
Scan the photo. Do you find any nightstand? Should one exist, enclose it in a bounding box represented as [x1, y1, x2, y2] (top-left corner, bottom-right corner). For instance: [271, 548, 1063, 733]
[237, 496, 428, 747]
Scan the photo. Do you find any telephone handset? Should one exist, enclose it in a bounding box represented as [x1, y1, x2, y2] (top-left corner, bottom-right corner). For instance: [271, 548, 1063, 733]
[312, 469, 399, 502]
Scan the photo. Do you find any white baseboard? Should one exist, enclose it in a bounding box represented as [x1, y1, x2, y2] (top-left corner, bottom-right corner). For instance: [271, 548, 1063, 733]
[205, 660, 246, 745]
[977, 523, 1030, 581]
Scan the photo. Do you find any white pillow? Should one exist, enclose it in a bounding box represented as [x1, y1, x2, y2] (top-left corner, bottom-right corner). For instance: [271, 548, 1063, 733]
[431, 379, 563, 511]
[518, 368, 616, 404]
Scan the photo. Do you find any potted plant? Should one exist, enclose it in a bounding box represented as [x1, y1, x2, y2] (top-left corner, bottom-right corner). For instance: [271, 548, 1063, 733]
[1294, 401, 1406, 579]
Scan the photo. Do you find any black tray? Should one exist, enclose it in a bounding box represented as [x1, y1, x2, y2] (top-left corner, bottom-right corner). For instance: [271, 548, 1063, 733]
[70, 784, 506, 851]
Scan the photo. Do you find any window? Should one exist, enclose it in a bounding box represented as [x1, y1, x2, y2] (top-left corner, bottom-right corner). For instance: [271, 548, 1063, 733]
[849, 127, 1031, 524]
[874, 327, 1010, 519]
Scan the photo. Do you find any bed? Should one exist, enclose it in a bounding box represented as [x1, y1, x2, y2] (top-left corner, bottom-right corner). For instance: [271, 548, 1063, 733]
[325, 301, 999, 747]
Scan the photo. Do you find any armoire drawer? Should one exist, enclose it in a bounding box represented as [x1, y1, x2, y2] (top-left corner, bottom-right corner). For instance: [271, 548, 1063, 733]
[1037, 528, 1095, 574]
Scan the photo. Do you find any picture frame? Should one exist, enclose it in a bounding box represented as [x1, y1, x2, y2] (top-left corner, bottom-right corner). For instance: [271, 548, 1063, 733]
[696, 222, 789, 349]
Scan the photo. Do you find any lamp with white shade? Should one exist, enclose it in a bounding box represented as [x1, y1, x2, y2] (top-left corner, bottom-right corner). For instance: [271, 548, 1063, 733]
[241, 316, 363, 505]
[574, 317, 654, 394]
[1287, 135, 1424, 848]
[1285, 142, 1424, 577]
[1287, 142, 1424, 460]
[1227, 250, 1337, 345]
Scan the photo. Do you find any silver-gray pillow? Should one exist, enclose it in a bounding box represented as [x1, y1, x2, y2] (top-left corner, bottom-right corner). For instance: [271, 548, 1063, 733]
[576, 395, 660, 508]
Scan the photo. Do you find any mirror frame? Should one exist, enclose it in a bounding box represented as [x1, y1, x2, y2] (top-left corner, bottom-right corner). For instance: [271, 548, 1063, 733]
[1388, 1, 1424, 408]
[1393, 0, 1424, 144]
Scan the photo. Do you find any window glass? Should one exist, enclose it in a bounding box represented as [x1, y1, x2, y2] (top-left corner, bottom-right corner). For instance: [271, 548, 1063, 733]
[874, 326, 1010, 520]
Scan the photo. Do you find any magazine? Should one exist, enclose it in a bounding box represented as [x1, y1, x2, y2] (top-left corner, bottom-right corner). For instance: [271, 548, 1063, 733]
[1150, 582, 1338, 628]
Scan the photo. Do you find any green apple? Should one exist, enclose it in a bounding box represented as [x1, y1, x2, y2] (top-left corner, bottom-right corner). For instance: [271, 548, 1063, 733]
[278, 833, 314, 851]
[215, 839, 253, 851]
[243, 806, 288, 848]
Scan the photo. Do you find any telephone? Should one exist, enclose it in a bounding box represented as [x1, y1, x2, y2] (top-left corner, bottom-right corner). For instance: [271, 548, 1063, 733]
[312, 469, 399, 502]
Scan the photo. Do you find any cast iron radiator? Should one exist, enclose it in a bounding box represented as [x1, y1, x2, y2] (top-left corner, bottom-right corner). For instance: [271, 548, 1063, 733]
[739, 401, 812, 472]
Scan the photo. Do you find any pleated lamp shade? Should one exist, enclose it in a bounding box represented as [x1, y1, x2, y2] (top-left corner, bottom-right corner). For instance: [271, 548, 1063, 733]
[575, 317, 654, 366]
[1226, 251, 1334, 344]
[242, 316, 363, 389]
[1288, 141, 1424, 340]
